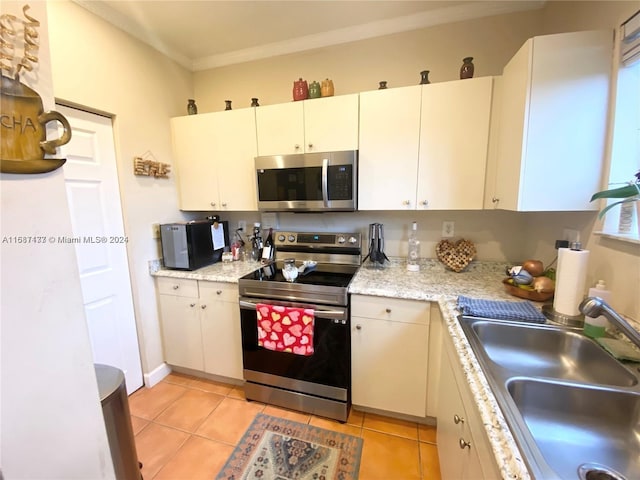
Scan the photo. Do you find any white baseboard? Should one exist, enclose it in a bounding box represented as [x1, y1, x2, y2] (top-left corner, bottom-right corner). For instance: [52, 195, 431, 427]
[143, 362, 171, 388]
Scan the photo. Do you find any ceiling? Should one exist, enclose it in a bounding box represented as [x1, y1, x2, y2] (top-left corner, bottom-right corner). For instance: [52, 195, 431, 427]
[73, 0, 546, 71]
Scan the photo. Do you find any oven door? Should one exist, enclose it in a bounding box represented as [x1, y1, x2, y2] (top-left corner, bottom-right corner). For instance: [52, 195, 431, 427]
[239, 297, 351, 394]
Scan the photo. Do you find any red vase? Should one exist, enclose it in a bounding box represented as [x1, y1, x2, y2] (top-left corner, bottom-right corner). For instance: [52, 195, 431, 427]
[293, 78, 308, 101]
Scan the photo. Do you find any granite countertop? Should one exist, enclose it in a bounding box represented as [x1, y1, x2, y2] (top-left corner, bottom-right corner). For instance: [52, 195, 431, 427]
[151, 257, 531, 480]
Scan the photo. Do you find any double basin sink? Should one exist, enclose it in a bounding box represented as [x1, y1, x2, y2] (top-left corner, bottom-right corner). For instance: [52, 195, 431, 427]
[459, 316, 640, 480]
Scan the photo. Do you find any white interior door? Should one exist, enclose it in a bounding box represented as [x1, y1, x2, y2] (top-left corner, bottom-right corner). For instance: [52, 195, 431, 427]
[58, 105, 143, 393]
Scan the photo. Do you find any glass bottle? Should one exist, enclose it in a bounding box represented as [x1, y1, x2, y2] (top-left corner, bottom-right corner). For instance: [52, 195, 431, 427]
[261, 228, 274, 263]
[250, 223, 262, 261]
[407, 221, 420, 272]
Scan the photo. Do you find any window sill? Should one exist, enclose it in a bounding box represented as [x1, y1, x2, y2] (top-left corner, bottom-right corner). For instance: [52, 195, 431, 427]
[594, 231, 640, 245]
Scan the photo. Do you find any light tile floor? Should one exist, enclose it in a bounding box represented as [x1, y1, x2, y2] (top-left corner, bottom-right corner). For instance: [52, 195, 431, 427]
[129, 372, 442, 480]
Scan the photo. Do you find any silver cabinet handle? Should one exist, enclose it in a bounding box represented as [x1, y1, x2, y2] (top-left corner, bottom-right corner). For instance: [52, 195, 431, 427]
[454, 414, 465, 424]
[385, 308, 391, 314]
[216, 290, 222, 295]
[308, 143, 313, 149]
[459, 438, 471, 449]
[189, 303, 196, 307]
[294, 144, 300, 150]
[210, 202, 216, 207]
[222, 202, 227, 207]
[173, 285, 179, 290]
[492, 197, 499, 204]
[421, 200, 428, 206]
[356, 325, 362, 330]
[402, 200, 411, 206]
[201, 304, 207, 309]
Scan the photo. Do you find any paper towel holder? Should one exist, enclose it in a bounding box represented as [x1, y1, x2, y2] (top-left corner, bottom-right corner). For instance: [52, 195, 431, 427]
[542, 304, 585, 327]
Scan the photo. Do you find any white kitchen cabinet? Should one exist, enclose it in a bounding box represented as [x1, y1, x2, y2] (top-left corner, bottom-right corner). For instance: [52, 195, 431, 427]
[358, 79, 493, 210]
[199, 282, 243, 380]
[170, 107, 258, 211]
[417, 77, 493, 210]
[156, 277, 243, 380]
[156, 277, 204, 371]
[437, 323, 500, 480]
[255, 94, 359, 156]
[351, 295, 430, 417]
[358, 85, 422, 210]
[489, 30, 611, 211]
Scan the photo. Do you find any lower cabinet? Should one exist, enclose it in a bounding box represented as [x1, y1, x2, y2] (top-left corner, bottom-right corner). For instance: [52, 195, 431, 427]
[351, 295, 430, 417]
[156, 277, 243, 380]
[437, 326, 500, 479]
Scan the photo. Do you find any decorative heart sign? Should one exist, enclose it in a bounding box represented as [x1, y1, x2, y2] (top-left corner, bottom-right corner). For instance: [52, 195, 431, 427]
[436, 239, 477, 272]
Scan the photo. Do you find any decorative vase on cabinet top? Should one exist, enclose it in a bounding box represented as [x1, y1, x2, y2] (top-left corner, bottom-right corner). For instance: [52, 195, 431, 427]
[419, 70, 431, 84]
[308, 81, 321, 99]
[293, 78, 309, 101]
[187, 99, 197, 115]
[460, 57, 474, 79]
[321, 78, 334, 97]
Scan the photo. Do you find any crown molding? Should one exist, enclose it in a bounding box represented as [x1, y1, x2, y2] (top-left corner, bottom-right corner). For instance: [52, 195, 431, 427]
[73, 0, 545, 72]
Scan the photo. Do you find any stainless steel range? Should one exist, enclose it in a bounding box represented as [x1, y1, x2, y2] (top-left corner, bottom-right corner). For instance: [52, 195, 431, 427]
[238, 231, 361, 422]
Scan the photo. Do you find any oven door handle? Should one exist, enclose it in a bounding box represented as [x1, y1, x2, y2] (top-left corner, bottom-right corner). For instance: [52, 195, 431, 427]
[239, 299, 346, 320]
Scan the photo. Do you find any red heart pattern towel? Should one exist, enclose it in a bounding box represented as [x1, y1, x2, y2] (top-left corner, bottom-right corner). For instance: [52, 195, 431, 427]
[256, 304, 315, 356]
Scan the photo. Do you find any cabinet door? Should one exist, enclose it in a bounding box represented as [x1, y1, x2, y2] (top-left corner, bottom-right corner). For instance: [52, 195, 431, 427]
[351, 317, 428, 416]
[494, 31, 610, 211]
[436, 351, 467, 480]
[211, 109, 258, 211]
[255, 102, 305, 156]
[171, 113, 220, 210]
[303, 94, 359, 153]
[157, 294, 204, 371]
[358, 86, 421, 210]
[200, 282, 243, 380]
[417, 77, 493, 210]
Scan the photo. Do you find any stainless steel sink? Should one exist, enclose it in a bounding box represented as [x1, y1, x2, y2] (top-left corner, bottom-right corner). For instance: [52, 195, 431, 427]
[458, 315, 640, 480]
[465, 319, 637, 386]
[507, 378, 640, 480]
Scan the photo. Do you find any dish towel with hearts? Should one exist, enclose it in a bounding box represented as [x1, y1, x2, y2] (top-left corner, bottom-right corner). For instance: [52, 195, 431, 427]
[256, 304, 315, 356]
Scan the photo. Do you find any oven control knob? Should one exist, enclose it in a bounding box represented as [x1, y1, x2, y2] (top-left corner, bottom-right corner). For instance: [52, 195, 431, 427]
[337, 235, 346, 244]
[288, 235, 296, 242]
[348, 236, 358, 244]
[278, 234, 286, 242]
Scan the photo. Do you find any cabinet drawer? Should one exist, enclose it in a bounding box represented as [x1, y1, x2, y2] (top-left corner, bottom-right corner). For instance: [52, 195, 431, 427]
[199, 281, 238, 302]
[156, 277, 199, 298]
[351, 295, 430, 325]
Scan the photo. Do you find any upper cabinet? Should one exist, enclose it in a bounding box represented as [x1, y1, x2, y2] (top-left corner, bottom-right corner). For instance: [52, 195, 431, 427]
[417, 77, 493, 210]
[488, 31, 612, 211]
[358, 78, 493, 210]
[171, 108, 258, 211]
[255, 94, 359, 156]
[358, 85, 422, 210]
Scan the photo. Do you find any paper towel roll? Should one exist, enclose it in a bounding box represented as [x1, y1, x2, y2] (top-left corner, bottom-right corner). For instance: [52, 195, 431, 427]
[553, 247, 590, 316]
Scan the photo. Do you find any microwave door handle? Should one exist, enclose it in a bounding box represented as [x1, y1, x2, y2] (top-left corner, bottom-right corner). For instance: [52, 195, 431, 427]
[322, 158, 329, 208]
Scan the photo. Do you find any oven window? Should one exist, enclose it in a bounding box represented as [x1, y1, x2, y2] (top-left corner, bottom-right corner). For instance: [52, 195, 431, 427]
[258, 167, 323, 201]
[241, 309, 350, 389]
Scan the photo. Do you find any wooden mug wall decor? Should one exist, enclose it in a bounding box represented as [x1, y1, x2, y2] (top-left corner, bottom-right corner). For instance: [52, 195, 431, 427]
[1, 5, 72, 174]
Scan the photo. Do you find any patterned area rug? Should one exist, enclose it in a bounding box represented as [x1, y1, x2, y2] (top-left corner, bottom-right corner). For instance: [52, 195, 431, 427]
[216, 413, 363, 480]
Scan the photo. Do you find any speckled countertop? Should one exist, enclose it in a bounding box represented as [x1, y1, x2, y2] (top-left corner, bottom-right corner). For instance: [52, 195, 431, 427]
[151, 257, 533, 479]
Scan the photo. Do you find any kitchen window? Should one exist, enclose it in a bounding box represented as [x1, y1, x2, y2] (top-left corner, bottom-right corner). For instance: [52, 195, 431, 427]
[601, 9, 640, 239]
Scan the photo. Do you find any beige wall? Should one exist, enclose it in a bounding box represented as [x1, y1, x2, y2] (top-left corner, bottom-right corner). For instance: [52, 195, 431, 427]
[47, 0, 193, 378]
[194, 9, 543, 111]
[194, 1, 639, 321]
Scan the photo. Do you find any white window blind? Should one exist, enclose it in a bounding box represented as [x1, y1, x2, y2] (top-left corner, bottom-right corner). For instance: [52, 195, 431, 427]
[621, 9, 640, 65]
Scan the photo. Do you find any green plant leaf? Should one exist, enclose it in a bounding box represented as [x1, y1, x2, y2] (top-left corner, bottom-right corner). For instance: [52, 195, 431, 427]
[597, 197, 638, 219]
[591, 184, 640, 201]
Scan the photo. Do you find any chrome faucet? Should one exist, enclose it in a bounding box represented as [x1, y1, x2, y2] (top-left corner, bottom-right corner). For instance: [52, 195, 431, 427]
[579, 297, 640, 349]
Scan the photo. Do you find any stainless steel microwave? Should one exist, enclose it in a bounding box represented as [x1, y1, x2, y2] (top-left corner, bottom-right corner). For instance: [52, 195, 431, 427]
[255, 151, 357, 212]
